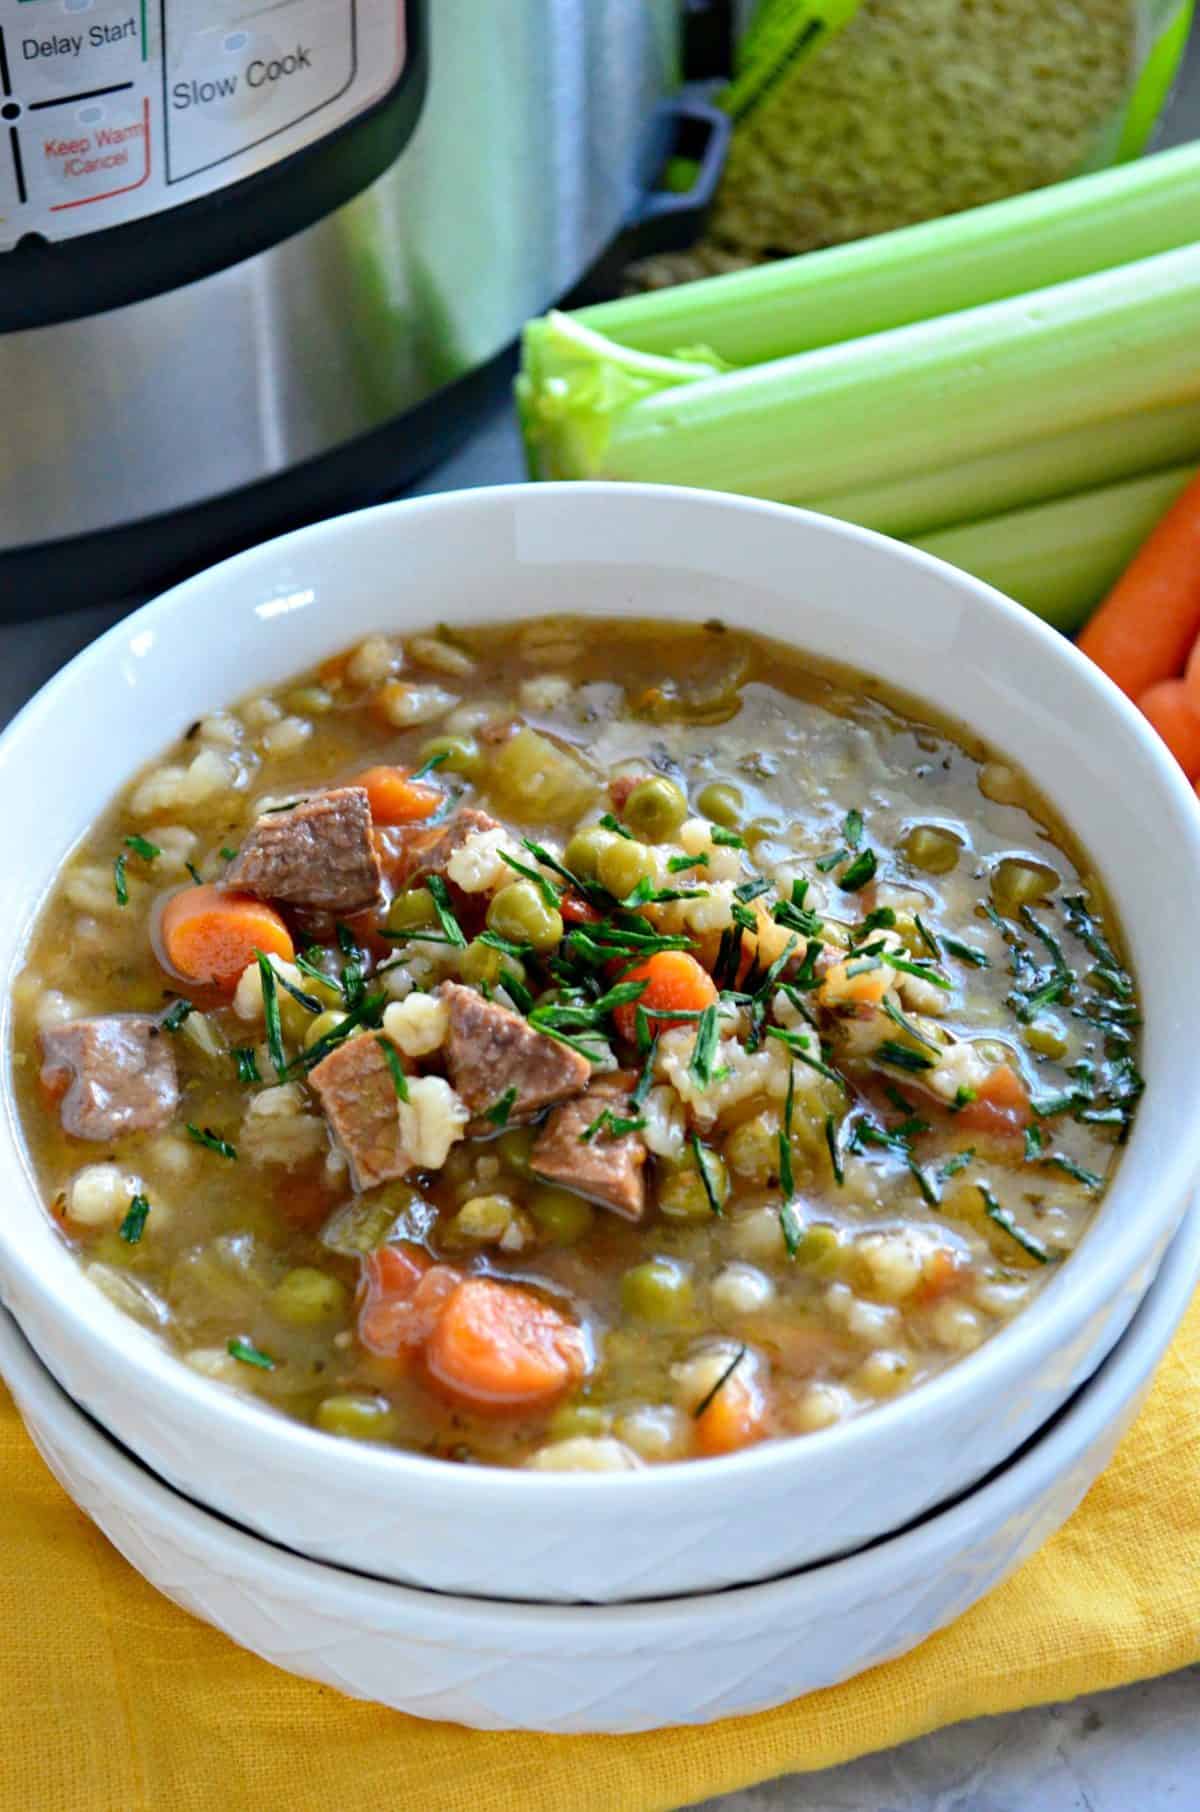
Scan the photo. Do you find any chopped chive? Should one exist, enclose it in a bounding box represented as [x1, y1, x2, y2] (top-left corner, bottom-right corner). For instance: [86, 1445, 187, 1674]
[709, 825, 745, 848]
[881, 996, 937, 1052]
[274, 971, 324, 1016]
[483, 1084, 518, 1128]
[693, 1346, 746, 1419]
[290, 991, 386, 1073]
[294, 948, 340, 998]
[938, 1148, 975, 1182]
[123, 834, 161, 862]
[622, 877, 710, 908]
[668, 852, 708, 873]
[734, 876, 773, 905]
[479, 929, 533, 959]
[499, 849, 562, 909]
[779, 1063, 796, 1199]
[160, 998, 194, 1033]
[634, 1004, 653, 1056]
[219, 847, 239, 862]
[845, 955, 882, 979]
[907, 1157, 940, 1206]
[815, 847, 847, 874]
[877, 1039, 935, 1072]
[119, 1193, 151, 1245]
[941, 933, 990, 968]
[336, 922, 365, 1009]
[631, 1035, 660, 1107]
[425, 875, 467, 948]
[690, 1132, 725, 1216]
[411, 749, 451, 780]
[228, 1337, 276, 1372]
[824, 1113, 844, 1185]
[914, 914, 940, 958]
[262, 799, 304, 814]
[255, 951, 287, 1077]
[375, 1036, 409, 1102]
[598, 812, 633, 840]
[884, 952, 953, 992]
[755, 933, 799, 1002]
[185, 861, 204, 886]
[952, 1084, 978, 1111]
[501, 968, 534, 1013]
[977, 1183, 1052, 1264]
[113, 853, 129, 906]
[1042, 1153, 1103, 1190]
[730, 900, 758, 934]
[712, 921, 746, 992]
[857, 905, 897, 939]
[780, 1200, 803, 1259]
[688, 1004, 721, 1088]
[1024, 1123, 1044, 1161]
[187, 1124, 238, 1160]
[843, 808, 864, 849]
[232, 1047, 261, 1085]
[521, 838, 609, 908]
[764, 1024, 849, 1091]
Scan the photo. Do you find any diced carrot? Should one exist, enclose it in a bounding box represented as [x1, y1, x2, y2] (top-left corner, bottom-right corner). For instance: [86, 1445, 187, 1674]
[913, 1246, 973, 1307]
[612, 950, 718, 1043]
[358, 1244, 463, 1359]
[953, 1063, 1031, 1137]
[560, 892, 601, 926]
[352, 765, 442, 826]
[424, 1277, 588, 1414]
[694, 1365, 770, 1457]
[318, 651, 352, 689]
[819, 955, 891, 1011]
[159, 885, 293, 990]
[1077, 468, 1200, 700]
[1136, 680, 1200, 780]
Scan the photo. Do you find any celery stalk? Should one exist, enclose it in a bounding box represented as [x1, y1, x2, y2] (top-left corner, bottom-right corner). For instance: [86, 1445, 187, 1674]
[572, 143, 1200, 366]
[913, 465, 1198, 635]
[804, 401, 1200, 539]
[520, 244, 1200, 502]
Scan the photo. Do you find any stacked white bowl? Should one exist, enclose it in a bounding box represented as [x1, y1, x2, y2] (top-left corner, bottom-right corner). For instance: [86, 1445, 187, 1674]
[1, 489, 1198, 1728]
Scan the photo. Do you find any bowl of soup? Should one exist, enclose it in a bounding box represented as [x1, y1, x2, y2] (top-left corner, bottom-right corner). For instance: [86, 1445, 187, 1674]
[1, 484, 1198, 1603]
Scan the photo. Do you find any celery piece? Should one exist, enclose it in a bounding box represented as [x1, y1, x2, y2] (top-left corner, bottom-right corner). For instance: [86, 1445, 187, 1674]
[573, 143, 1200, 367]
[913, 464, 1198, 635]
[521, 243, 1200, 505]
[806, 400, 1200, 539]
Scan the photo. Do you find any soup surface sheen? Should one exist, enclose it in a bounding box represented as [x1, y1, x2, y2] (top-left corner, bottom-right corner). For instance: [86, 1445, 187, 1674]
[12, 617, 1142, 1471]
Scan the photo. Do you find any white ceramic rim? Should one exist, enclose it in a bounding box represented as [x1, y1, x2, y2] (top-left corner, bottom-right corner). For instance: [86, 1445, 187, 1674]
[3, 1185, 1198, 1630]
[2, 482, 1200, 1524]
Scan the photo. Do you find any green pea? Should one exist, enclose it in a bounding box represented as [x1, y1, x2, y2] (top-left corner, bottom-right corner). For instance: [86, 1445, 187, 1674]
[272, 1267, 348, 1326]
[621, 1257, 694, 1323]
[696, 781, 744, 829]
[658, 1148, 730, 1221]
[596, 835, 651, 900]
[305, 1008, 347, 1050]
[315, 1394, 398, 1443]
[459, 937, 527, 990]
[548, 1402, 612, 1440]
[527, 1184, 594, 1246]
[622, 776, 688, 843]
[497, 1125, 537, 1179]
[745, 815, 784, 851]
[387, 888, 438, 934]
[990, 857, 1059, 916]
[487, 880, 563, 953]
[285, 685, 334, 716]
[489, 727, 597, 825]
[791, 1223, 847, 1276]
[419, 733, 484, 783]
[903, 824, 964, 875]
[724, 1114, 779, 1185]
[563, 825, 618, 882]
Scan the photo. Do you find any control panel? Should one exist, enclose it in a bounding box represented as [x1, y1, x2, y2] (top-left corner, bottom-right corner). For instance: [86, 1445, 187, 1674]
[0, 0, 406, 249]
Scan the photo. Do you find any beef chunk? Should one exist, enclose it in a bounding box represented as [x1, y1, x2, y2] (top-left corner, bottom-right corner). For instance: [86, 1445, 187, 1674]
[531, 1076, 648, 1221]
[438, 981, 589, 1124]
[382, 807, 500, 891]
[41, 1015, 179, 1142]
[309, 1034, 410, 1191]
[224, 787, 381, 914]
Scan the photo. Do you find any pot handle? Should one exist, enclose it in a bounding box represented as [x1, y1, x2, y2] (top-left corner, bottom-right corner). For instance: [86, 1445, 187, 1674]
[628, 98, 732, 253]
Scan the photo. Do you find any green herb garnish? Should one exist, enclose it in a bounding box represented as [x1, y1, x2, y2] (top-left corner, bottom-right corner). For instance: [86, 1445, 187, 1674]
[692, 1346, 746, 1418]
[690, 1133, 725, 1215]
[877, 1039, 935, 1073]
[1041, 1153, 1103, 1190]
[255, 950, 287, 1076]
[501, 968, 535, 1014]
[824, 1113, 844, 1185]
[843, 808, 864, 849]
[187, 1124, 238, 1160]
[880, 996, 936, 1052]
[689, 1004, 721, 1087]
[375, 1036, 410, 1102]
[631, 1037, 660, 1108]
[598, 812, 633, 840]
[411, 749, 451, 780]
[765, 1024, 849, 1091]
[499, 849, 562, 909]
[336, 922, 365, 1009]
[778, 1064, 796, 1199]
[119, 1193, 151, 1245]
[478, 930, 533, 959]
[228, 1337, 276, 1372]
[977, 1183, 1052, 1264]
[232, 1047, 261, 1085]
[425, 875, 467, 948]
[709, 825, 745, 848]
[160, 998, 193, 1033]
[185, 861, 204, 886]
[123, 835, 161, 862]
[941, 933, 989, 968]
[780, 1200, 803, 1258]
[219, 846, 238, 862]
[668, 852, 708, 873]
[113, 853, 129, 907]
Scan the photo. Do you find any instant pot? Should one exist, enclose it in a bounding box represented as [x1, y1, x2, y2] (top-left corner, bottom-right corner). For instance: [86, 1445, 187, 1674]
[0, 0, 727, 616]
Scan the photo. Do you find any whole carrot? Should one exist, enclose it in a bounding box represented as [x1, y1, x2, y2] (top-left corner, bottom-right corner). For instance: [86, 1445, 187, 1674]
[1077, 468, 1200, 699]
[1136, 679, 1200, 779]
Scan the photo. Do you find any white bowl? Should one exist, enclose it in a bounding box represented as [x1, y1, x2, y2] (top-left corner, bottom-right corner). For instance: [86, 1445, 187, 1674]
[1, 484, 1199, 1605]
[4, 1194, 1197, 1734]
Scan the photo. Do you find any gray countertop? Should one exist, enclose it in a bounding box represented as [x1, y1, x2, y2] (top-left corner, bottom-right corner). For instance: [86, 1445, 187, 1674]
[5, 44, 1200, 1807]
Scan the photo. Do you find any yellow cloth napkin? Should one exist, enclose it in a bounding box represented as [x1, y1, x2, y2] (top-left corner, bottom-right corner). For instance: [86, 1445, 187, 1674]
[4, 1300, 1199, 1812]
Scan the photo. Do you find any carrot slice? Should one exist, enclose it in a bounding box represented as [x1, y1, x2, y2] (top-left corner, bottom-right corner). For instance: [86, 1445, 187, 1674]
[159, 885, 293, 989]
[612, 950, 717, 1043]
[952, 1062, 1032, 1137]
[1077, 468, 1200, 700]
[424, 1277, 588, 1413]
[358, 1244, 462, 1359]
[352, 765, 442, 826]
[694, 1364, 770, 1457]
[1136, 679, 1200, 779]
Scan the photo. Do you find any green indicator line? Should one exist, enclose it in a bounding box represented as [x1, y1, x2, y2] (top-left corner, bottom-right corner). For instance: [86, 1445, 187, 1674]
[140, 0, 147, 61]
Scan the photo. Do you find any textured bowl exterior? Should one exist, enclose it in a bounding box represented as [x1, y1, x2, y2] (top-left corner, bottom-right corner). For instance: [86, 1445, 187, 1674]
[2, 485, 1200, 1604]
[4, 1198, 1198, 1734]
